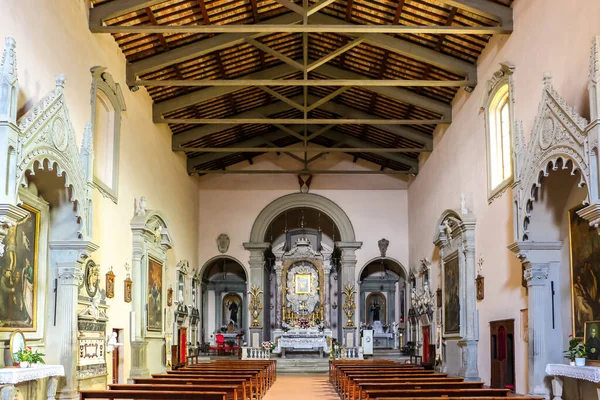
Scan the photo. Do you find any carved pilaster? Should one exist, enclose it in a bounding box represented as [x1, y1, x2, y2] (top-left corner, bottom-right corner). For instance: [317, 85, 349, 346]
[525, 263, 549, 395]
[274, 262, 283, 327]
[243, 242, 270, 335]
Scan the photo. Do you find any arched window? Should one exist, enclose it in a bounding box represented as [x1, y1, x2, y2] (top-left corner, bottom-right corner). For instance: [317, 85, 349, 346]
[483, 64, 515, 201]
[90, 67, 126, 203]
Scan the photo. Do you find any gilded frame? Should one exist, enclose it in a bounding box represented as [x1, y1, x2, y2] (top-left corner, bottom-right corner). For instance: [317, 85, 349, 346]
[147, 256, 163, 332]
[584, 320, 600, 366]
[295, 274, 311, 294]
[9, 330, 26, 365]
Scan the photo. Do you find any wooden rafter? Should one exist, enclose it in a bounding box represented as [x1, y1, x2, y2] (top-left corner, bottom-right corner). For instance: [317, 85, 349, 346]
[162, 117, 447, 125]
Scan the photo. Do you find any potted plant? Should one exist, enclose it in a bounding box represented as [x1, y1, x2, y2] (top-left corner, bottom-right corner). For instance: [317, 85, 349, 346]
[564, 335, 586, 366]
[220, 325, 228, 333]
[15, 346, 45, 368]
[382, 323, 389, 333]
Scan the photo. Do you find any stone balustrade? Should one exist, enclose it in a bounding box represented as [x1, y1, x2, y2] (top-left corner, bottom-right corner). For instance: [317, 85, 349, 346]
[241, 347, 271, 360]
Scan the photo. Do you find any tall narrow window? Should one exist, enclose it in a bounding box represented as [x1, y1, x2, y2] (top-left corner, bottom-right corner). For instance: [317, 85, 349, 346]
[90, 67, 126, 203]
[483, 64, 515, 202]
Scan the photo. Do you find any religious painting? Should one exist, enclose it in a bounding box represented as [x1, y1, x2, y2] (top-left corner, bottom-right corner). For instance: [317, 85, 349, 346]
[84, 260, 99, 298]
[443, 256, 460, 335]
[0, 204, 39, 331]
[585, 321, 600, 364]
[295, 274, 311, 294]
[569, 208, 600, 338]
[105, 268, 115, 299]
[124, 275, 132, 303]
[366, 292, 386, 324]
[223, 293, 242, 328]
[147, 258, 163, 332]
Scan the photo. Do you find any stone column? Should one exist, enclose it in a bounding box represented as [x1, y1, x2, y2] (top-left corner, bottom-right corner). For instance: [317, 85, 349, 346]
[129, 242, 148, 380]
[274, 261, 283, 327]
[462, 236, 480, 382]
[337, 241, 362, 331]
[244, 242, 270, 343]
[524, 262, 550, 396]
[322, 262, 331, 326]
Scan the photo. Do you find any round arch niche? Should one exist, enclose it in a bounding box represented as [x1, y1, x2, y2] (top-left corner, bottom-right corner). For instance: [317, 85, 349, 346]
[249, 193, 356, 243]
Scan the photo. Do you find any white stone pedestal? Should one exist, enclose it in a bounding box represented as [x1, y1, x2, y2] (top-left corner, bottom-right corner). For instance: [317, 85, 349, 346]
[0, 365, 64, 400]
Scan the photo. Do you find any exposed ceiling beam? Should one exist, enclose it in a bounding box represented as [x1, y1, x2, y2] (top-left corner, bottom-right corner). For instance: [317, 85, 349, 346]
[126, 13, 475, 82]
[306, 0, 338, 16]
[137, 78, 471, 87]
[245, 37, 305, 72]
[90, 0, 166, 29]
[153, 63, 295, 117]
[436, 0, 512, 26]
[92, 24, 512, 35]
[172, 94, 434, 147]
[193, 169, 412, 175]
[272, 0, 305, 15]
[258, 86, 305, 112]
[309, 13, 477, 81]
[153, 63, 451, 119]
[314, 63, 451, 118]
[183, 146, 424, 153]
[127, 13, 301, 81]
[187, 125, 419, 171]
[162, 117, 446, 125]
[306, 87, 350, 112]
[306, 36, 365, 72]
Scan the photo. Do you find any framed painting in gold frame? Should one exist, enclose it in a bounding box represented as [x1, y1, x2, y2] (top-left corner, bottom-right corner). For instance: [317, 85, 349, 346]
[147, 257, 163, 332]
[0, 203, 40, 332]
[569, 207, 600, 338]
[295, 274, 311, 294]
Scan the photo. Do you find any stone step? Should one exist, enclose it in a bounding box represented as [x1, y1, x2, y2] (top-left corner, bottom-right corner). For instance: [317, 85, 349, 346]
[274, 357, 330, 375]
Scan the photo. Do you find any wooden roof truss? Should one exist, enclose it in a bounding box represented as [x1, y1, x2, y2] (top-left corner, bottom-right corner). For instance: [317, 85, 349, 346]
[89, 0, 513, 175]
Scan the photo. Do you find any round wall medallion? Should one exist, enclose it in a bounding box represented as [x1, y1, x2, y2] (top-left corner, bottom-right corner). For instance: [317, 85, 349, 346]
[539, 117, 555, 150]
[52, 118, 68, 151]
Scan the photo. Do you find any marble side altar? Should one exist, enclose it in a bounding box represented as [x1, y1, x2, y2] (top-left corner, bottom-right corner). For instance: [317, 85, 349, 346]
[273, 329, 332, 358]
[0, 365, 65, 400]
[546, 363, 600, 399]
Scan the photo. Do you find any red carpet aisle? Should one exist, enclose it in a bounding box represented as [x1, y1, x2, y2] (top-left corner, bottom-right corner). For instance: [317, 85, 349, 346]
[262, 375, 338, 400]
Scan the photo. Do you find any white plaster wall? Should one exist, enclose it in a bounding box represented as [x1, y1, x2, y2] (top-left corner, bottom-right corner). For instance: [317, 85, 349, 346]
[0, 0, 200, 383]
[407, 0, 600, 394]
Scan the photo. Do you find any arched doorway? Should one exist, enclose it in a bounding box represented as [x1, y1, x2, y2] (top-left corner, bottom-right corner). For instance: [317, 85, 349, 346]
[199, 256, 248, 344]
[244, 193, 362, 346]
[358, 257, 408, 349]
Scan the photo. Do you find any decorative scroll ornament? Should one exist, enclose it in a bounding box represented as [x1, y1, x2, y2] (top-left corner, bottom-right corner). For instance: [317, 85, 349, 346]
[377, 238, 389, 257]
[217, 233, 230, 254]
[248, 285, 264, 328]
[341, 284, 357, 328]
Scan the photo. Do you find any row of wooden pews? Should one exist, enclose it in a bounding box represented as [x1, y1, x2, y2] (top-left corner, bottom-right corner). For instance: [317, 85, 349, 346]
[79, 360, 276, 400]
[330, 360, 543, 400]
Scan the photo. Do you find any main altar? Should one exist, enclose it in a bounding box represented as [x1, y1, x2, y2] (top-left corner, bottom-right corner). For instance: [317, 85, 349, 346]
[271, 235, 334, 357]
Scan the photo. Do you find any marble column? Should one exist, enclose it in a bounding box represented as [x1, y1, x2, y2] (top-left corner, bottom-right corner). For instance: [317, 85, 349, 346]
[525, 262, 550, 396]
[243, 242, 270, 339]
[129, 242, 148, 380]
[337, 241, 362, 331]
[462, 240, 480, 382]
[322, 262, 331, 326]
[274, 261, 283, 327]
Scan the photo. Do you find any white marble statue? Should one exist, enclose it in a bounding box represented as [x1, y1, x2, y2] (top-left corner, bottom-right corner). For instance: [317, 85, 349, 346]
[443, 220, 452, 240]
[106, 332, 123, 353]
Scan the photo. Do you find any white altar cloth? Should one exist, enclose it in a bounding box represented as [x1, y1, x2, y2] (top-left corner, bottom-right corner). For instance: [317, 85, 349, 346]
[546, 363, 600, 400]
[0, 364, 64, 400]
[276, 336, 329, 353]
[0, 364, 64, 385]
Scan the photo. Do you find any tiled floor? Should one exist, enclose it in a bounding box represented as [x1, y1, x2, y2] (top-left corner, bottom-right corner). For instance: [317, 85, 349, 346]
[263, 375, 338, 399]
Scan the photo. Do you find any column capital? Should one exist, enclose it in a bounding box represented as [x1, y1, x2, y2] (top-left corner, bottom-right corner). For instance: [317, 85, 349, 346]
[335, 241, 363, 251]
[243, 242, 270, 252]
[524, 263, 549, 286]
[57, 263, 84, 286]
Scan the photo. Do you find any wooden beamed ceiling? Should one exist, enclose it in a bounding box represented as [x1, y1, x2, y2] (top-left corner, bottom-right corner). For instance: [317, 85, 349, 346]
[89, 0, 513, 175]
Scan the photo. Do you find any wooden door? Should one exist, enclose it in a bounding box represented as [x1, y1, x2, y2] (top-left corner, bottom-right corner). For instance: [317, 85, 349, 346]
[112, 329, 120, 384]
[422, 326, 430, 364]
[179, 327, 187, 365]
[490, 319, 515, 389]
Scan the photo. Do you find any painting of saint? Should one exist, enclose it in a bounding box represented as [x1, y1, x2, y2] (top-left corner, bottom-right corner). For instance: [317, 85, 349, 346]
[444, 256, 460, 335]
[366, 292, 386, 324]
[295, 274, 311, 294]
[570, 208, 600, 337]
[147, 258, 163, 331]
[0, 204, 39, 331]
[585, 321, 600, 360]
[223, 293, 242, 328]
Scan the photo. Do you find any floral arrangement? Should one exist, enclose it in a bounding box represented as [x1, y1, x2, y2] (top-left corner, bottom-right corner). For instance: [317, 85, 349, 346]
[298, 317, 310, 329]
[15, 346, 45, 366]
[281, 321, 291, 332]
[317, 322, 325, 332]
[382, 323, 389, 332]
[564, 335, 586, 361]
[359, 322, 373, 334]
[262, 341, 275, 350]
[220, 325, 228, 333]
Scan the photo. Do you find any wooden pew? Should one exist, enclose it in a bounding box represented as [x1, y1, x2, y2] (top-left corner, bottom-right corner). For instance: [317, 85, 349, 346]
[166, 369, 265, 398]
[135, 377, 249, 400]
[109, 384, 241, 400]
[155, 373, 259, 399]
[362, 388, 510, 399]
[79, 390, 227, 399]
[379, 398, 544, 400]
[355, 382, 483, 400]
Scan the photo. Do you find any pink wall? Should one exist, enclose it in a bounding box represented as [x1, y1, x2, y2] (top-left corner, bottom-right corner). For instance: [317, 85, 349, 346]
[407, 0, 600, 393]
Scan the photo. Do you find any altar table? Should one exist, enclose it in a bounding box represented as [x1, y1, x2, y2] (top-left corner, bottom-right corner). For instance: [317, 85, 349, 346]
[276, 336, 329, 358]
[546, 363, 600, 400]
[0, 364, 64, 400]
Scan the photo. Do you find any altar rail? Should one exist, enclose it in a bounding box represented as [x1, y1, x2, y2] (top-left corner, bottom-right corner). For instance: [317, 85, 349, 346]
[333, 347, 363, 360]
[241, 347, 271, 360]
